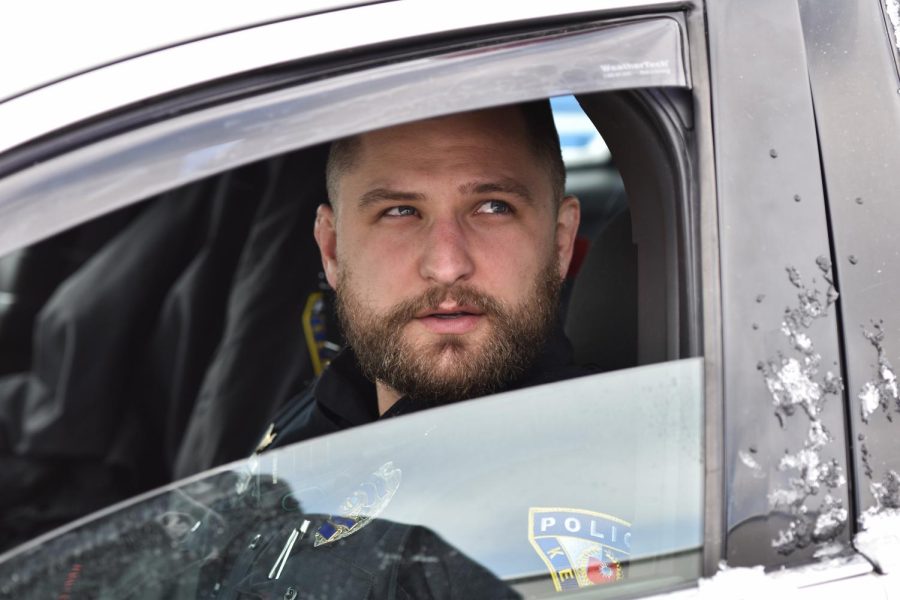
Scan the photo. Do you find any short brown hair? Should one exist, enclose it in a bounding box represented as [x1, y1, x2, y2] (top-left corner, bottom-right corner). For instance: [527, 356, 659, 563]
[325, 100, 566, 208]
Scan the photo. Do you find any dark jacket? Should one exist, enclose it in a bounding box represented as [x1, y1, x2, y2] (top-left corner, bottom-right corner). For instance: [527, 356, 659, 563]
[0, 147, 329, 552]
[0, 469, 519, 600]
[259, 326, 590, 453]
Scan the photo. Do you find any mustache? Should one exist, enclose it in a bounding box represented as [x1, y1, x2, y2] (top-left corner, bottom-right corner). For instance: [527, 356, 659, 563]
[382, 285, 505, 329]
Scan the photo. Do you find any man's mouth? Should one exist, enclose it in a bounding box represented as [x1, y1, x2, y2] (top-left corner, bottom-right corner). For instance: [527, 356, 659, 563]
[427, 308, 482, 318]
[415, 305, 484, 334]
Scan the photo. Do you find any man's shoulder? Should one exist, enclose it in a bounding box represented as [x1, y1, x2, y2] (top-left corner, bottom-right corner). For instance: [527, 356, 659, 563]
[261, 384, 342, 451]
[261, 348, 379, 451]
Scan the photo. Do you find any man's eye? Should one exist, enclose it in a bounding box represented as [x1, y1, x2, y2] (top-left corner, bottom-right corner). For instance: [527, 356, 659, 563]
[475, 200, 513, 215]
[383, 206, 418, 217]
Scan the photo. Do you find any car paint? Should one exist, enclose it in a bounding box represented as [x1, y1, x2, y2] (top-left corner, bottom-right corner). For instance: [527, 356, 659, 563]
[799, 0, 900, 519]
[0, 0, 383, 103]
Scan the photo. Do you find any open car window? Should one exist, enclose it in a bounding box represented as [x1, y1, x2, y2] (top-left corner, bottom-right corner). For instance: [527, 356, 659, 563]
[0, 359, 703, 598]
[0, 6, 714, 597]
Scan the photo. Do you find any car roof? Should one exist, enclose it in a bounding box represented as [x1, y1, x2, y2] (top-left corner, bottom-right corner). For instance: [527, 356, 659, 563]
[0, 0, 383, 103]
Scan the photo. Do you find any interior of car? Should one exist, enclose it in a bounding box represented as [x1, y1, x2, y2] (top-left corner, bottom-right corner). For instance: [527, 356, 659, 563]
[0, 88, 698, 554]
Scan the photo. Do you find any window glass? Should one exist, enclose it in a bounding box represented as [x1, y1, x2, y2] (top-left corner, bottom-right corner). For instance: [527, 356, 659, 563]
[551, 95, 626, 243]
[0, 11, 702, 592]
[0, 358, 703, 598]
[551, 95, 612, 167]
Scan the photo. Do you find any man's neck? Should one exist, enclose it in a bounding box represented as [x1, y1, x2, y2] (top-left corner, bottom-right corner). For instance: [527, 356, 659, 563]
[375, 381, 403, 416]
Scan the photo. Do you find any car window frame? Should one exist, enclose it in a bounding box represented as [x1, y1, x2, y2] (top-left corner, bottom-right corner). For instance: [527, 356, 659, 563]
[707, 0, 855, 570]
[0, 0, 731, 583]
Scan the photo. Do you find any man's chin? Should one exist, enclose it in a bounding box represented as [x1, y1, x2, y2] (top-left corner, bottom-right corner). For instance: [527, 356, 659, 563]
[375, 333, 525, 405]
[413, 335, 477, 362]
[406, 324, 488, 350]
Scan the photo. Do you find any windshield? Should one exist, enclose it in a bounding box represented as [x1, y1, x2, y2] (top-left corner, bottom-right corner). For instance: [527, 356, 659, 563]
[0, 358, 702, 599]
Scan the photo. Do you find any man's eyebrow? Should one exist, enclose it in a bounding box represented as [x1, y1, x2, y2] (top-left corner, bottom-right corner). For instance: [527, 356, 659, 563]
[357, 188, 426, 209]
[459, 179, 535, 205]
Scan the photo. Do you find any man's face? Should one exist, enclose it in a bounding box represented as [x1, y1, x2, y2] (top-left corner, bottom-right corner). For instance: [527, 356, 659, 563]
[315, 106, 580, 404]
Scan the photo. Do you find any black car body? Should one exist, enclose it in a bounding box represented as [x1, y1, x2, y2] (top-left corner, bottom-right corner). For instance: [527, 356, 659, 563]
[1, 0, 900, 597]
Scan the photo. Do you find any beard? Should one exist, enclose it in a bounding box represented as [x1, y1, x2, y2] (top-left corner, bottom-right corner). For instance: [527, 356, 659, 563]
[335, 257, 562, 406]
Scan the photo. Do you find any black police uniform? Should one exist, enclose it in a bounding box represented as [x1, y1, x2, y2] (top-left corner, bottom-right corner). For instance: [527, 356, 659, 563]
[259, 325, 589, 453]
[234, 325, 591, 599]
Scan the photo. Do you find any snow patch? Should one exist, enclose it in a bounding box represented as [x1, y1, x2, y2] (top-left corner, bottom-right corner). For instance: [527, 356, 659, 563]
[856, 508, 900, 574]
[695, 563, 793, 598]
[857, 322, 899, 423]
[739, 450, 765, 479]
[887, 0, 900, 52]
[757, 262, 846, 554]
[859, 382, 881, 422]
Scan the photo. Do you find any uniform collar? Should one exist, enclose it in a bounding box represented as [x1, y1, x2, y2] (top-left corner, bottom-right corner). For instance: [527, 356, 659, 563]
[315, 322, 575, 425]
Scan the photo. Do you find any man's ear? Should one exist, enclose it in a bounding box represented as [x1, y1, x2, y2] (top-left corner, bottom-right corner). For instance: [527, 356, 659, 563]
[555, 195, 581, 279]
[314, 203, 339, 288]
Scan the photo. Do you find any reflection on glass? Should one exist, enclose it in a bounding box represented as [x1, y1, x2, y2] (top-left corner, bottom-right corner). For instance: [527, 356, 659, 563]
[0, 359, 703, 599]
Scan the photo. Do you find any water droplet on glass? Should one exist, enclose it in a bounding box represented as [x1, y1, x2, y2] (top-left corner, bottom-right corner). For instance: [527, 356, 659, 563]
[756, 294, 766, 303]
[770, 148, 779, 158]
[749, 446, 758, 454]
[849, 255, 858, 265]
[855, 197, 864, 205]
[794, 194, 801, 202]
[752, 323, 759, 330]
[249, 534, 262, 550]
[858, 433, 866, 441]
[816, 255, 831, 273]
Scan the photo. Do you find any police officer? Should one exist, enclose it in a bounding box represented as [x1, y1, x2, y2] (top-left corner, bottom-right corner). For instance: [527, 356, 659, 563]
[260, 100, 584, 450]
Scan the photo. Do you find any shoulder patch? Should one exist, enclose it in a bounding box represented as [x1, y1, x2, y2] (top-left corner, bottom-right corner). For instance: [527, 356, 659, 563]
[314, 462, 402, 547]
[528, 507, 631, 592]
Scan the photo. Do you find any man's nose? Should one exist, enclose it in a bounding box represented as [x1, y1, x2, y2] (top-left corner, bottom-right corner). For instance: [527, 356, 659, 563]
[419, 217, 475, 286]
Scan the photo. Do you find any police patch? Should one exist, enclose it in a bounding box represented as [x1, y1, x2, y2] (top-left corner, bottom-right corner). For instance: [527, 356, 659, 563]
[314, 461, 401, 547]
[528, 507, 631, 592]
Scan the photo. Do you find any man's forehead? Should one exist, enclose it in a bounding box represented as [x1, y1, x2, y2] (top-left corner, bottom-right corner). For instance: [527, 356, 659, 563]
[356, 106, 531, 155]
[326, 103, 561, 210]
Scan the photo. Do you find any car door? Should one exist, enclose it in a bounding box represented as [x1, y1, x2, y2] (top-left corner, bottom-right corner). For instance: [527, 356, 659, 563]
[707, 0, 898, 594]
[798, 0, 900, 576]
[0, 0, 892, 597]
[708, 0, 853, 569]
[0, 3, 714, 597]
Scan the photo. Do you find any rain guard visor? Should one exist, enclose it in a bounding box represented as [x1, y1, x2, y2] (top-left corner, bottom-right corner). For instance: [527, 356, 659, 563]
[0, 15, 688, 257]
